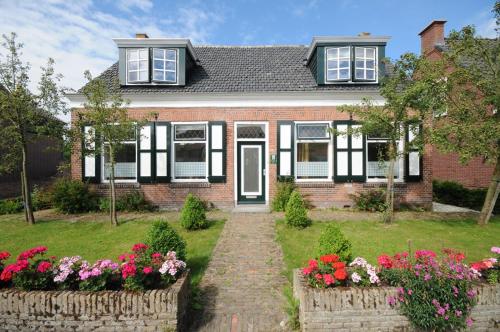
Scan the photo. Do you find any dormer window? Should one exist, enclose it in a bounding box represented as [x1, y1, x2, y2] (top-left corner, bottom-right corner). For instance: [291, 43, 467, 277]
[326, 47, 351, 81]
[355, 47, 377, 81]
[127, 48, 149, 83]
[153, 48, 177, 83]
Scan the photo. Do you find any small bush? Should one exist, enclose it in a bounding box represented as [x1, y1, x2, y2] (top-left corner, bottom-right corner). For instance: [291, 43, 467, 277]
[180, 194, 208, 230]
[99, 190, 153, 212]
[317, 224, 352, 263]
[52, 179, 98, 213]
[285, 191, 311, 228]
[350, 189, 387, 212]
[272, 178, 297, 212]
[32, 185, 53, 211]
[145, 220, 187, 261]
[0, 198, 23, 215]
[433, 180, 500, 214]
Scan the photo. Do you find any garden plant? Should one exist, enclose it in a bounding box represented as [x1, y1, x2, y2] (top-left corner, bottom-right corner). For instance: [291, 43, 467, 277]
[180, 193, 208, 230]
[285, 191, 311, 228]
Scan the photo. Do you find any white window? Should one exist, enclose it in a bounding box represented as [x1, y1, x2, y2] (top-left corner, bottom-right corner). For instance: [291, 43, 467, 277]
[326, 47, 351, 81]
[173, 123, 207, 180]
[102, 129, 137, 182]
[366, 136, 403, 180]
[354, 47, 377, 81]
[153, 48, 177, 83]
[295, 123, 331, 180]
[127, 49, 149, 83]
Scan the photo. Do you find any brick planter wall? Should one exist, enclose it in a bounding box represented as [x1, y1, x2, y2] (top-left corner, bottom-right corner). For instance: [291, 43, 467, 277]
[0, 272, 190, 332]
[293, 269, 500, 332]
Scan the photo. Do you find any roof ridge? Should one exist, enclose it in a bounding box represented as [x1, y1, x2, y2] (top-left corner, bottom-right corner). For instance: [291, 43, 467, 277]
[194, 44, 308, 48]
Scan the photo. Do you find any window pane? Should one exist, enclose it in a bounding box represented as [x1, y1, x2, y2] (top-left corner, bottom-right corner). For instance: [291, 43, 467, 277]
[165, 71, 176, 82]
[139, 71, 148, 81]
[366, 60, 375, 69]
[128, 71, 138, 82]
[297, 143, 328, 179]
[139, 49, 148, 59]
[366, 70, 375, 80]
[153, 48, 164, 59]
[367, 141, 399, 179]
[355, 60, 364, 68]
[366, 48, 375, 58]
[243, 147, 260, 193]
[139, 60, 148, 70]
[103, 144, 136, 180]
[355, 47, 364, 58]
[174, 143, 206, 179]
[237, 124, 265, 139]
[153, 70, 163, 81]
[166, 50, 176, 61]
[129, 61, 138, 70]
[166, 61, 176, 71]
[339, 69, 349, 79]
[297, 124, 329, 139]
[175, 124, 206, 140]
[339, 47, 350, 58]
[327, 60, 338, 69]
[339, 60, 350, 68]
[154, 60, 164, 70]
[327, 48, 338, 59]
[327, 70, 338, 81]
[355, 69, 364, 79]
[127, 50, 138, 61]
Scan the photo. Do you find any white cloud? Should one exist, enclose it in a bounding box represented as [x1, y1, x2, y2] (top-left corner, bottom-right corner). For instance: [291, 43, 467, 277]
[116, 0, 153, 13]
[468, 7, 498, 38]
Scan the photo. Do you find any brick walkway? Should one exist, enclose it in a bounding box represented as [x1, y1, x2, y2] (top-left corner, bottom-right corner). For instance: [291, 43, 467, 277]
[190, 213, 288, 332]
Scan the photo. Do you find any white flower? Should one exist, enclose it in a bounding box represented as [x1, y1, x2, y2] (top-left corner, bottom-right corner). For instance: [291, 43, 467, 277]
[349, 257, 368, 268]
[351, 272, 362, 283]
[369, 274, 380, 284]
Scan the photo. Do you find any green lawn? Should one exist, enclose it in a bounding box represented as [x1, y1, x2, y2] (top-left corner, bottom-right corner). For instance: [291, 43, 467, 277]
[0, 211, 225, 287]
[276, 216, 500, 280]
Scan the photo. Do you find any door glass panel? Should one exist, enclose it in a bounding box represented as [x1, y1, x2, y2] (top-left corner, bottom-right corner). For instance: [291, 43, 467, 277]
[243, 147, 259, 194]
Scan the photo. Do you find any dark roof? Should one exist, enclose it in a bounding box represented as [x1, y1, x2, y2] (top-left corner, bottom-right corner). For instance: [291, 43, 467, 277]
[83, 46, 380, 94]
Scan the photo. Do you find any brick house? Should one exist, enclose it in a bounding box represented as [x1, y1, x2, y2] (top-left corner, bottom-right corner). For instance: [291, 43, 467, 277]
[67, 33, 431, 210]
[419, 20, 495, 189]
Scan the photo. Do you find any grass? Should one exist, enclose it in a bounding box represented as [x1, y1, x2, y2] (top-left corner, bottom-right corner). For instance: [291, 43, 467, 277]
[0, 211, 225, 287]
[276, 215, 500, 280]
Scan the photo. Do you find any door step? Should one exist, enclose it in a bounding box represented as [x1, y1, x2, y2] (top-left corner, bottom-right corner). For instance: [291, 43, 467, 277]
[232, 204, 270, 213]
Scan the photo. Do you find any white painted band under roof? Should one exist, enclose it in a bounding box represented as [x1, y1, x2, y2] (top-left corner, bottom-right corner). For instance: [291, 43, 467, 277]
[305, 35, 391, 63]
[112, 38, 199, 62]
[66, 91, 385, 108]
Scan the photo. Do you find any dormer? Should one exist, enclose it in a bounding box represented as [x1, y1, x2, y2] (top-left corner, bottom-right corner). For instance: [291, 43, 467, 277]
[113, 33, 199, 86]
[305, 34, 391, 85]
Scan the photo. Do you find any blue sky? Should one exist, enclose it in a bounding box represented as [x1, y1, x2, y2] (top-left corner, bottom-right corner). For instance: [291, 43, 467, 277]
[0, 0, 497, 92]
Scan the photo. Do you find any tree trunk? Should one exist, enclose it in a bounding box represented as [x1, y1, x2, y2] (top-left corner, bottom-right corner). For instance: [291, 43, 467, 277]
[383, 143, 396, 224]
[109, 146, 118, 226]
[21, 142, 35, 224]
[478, 155, 500, 225]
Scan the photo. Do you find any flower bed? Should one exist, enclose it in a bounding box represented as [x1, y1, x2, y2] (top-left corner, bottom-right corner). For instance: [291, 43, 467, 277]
[293, 247, 500, 331]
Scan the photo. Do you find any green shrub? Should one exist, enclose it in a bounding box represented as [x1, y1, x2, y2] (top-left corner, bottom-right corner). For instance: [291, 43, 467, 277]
[180, 194, 208, 230]
[350, 189, 387, 212]
[32, 185, 53, 211]
[272, 178, 297, 212]
[433, 180, 499, 214]
[0, 198, 23, 214]
[52, 179, 98, 213]
[285, 191, 311, 228]
[145, 220, 187, 261]
[99, 190, 153, 212]
[317, 223, 352, 263]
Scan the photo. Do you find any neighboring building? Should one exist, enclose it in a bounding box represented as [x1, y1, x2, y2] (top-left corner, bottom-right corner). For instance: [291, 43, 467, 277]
[67, 33, 431, 210]
[419, 20, 495, 189]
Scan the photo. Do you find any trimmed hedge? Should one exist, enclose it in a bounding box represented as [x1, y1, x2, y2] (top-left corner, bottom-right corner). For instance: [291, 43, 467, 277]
[317, 223, 353, 263]
[145, 220, 187, 261]
[433, 180, 499, 214]
[180, 194, 208, 230]
[285, 191, 311, 228]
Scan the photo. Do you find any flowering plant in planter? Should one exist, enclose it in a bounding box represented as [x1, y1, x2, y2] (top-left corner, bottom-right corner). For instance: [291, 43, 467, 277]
[53, 256, 83, 290]
[470, 246, 500, 284]
[384, 249, 478, 331]
[0, 246, 56, 291]
[0, 251, 11, 288]
[302, 254, 348, 288]
[78, 259, 121, 291]
[348, 257, 380, 286]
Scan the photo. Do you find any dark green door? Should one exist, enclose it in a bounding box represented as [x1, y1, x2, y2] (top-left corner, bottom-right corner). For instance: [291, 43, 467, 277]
[237, 141, 265, 204]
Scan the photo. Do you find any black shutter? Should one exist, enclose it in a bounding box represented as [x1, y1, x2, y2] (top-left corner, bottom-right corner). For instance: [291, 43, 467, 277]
[405, 123, 423, 182]
[208, 121, 226, 183]
[81, 125, 100, 183]
[137, 122, 154, 183]
[277, 121, 294, 181]
[333, 121, 366, 183]
[155, 122, 170, 183]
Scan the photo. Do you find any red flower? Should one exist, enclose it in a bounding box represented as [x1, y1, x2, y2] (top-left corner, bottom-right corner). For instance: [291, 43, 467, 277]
[333, 268, 347, 281]
[323, 274, 335, 286]
[308, 259, 318, 269]
[37, 261, 52, 273]
[471, 261, 489, 271]
[132, 243, 148, 253]
[143, 266, 153, 275]
[320, 254, 339, 264]
[378, 254, 393, 269]
[302, 266, 314, 276]
[151, 252, 162, 259]
[0, 251, 10, 261]
[121, 262, 137, 279]
[332, 262, 346, 270]
[0, 260, 29, 281]
[118, 254, 127, 262]
[315, 273, 323, 281]
[17, 246, 47, 260]
[13, 260, 29, 272]
[415, 250, 436, 260]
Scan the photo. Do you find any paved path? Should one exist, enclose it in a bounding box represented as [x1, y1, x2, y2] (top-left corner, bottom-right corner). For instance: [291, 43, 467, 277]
[190, 213, 288, 332]
[432, 202, 480, 213]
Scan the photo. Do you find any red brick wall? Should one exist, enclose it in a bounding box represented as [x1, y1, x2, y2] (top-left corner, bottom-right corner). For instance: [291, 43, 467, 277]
[71, 107, 432, 209]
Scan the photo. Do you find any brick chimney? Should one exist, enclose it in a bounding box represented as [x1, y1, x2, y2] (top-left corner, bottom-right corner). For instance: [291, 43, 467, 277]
[135, 33, 149, 39]
[419, 20, 446, 56]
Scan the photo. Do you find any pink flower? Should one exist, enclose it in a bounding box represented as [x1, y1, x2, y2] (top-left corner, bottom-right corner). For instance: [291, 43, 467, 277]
[143, 266, 153, 275]
[302, 266, 313, 276]
[151, 253, 162, 259]
[378, 254, 393, 269]
[37, 261, 52, 273]
[466, 318, 473, 327]
[118, 254, 127, 262]
[387, 296, 396, 306]
[308, 259, 318, 269]
[0, 251, 10, 261]
[407, 289, 413, 295]
[132, 243, 148, 253]
[121, 262, 136, 279]
[491, 247, 500, 255]
[323, 274, 335, 286]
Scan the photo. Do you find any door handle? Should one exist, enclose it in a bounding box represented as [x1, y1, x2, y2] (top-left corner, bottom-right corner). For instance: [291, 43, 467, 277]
[263, 168, 266, 176]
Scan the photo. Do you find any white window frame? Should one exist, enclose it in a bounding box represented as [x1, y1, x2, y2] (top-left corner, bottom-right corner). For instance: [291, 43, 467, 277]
[101, 130, 138, 184]
[325, 47, 351, 82]
[294, 121, 333, 182]
[126, 48, 149, 84]
[354, 47, 378, 82]
[171, 122, 209, 183]
[152, 48, 177, 83]
[365, 137, 404, 183]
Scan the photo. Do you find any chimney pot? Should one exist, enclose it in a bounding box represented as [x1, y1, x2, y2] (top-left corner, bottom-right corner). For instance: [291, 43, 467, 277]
[135, 33, 149, 39]
[359, 32, 371, 37]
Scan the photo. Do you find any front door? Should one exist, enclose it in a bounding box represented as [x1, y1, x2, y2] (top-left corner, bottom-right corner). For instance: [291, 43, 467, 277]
[237, 142, 265, 203]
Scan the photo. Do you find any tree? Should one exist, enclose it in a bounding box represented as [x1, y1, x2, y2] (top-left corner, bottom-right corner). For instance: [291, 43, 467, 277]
[72, 71, 150, 226]
[425, 2, 500, 225]
[0, 33, 66, 224]
[339, 54, 442, 223]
